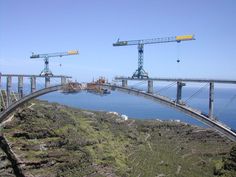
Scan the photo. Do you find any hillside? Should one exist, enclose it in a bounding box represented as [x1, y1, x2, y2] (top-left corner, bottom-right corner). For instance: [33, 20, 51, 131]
[0, 100, 235, 177]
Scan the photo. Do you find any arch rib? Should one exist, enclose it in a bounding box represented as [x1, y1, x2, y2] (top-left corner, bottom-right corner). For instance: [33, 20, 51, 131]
[0, 83, 236, 141]
[0, 85, 63, 123]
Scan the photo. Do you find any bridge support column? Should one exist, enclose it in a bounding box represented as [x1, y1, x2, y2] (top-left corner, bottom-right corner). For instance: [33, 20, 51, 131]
[18, 76, 23, 98]
[176, 81, 186, 104]
[45, 76, 50, 88]
[31, 76, 36, 93]
[209, 82, 214, 119]
[61, 76, 66, 85]
[6, 76, 12, 107]
[147, 80, 153, 94]
[122, 80, 128, 87]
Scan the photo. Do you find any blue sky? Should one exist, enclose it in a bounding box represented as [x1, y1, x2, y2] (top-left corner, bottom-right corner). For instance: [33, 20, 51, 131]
[0, 0, 236, 82]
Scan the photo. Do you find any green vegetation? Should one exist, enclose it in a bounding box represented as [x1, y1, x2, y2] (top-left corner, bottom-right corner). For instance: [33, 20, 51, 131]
[1, 100, 236, 177]
[213, 146, 236, 177]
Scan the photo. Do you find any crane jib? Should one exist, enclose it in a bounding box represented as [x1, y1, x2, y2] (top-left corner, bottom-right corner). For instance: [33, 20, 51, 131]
[113, 35, 195, 46]
[112, 34, 195, 79]
[29, 50, 79, 76]
[30, 50, 79, 59]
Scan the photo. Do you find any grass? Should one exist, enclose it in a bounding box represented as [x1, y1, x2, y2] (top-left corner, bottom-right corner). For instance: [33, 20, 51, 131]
[1, 100, 236, 177]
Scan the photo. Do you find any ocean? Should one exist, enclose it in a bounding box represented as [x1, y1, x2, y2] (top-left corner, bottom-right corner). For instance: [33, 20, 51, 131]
[39, 86, 236, 130]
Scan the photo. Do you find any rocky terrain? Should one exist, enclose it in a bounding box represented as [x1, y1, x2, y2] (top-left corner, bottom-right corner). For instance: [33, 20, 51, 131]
[0, 100, 235, 177]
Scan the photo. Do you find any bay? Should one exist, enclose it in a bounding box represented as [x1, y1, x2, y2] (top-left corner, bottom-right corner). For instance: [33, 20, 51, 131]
[39, 87, 236, 129]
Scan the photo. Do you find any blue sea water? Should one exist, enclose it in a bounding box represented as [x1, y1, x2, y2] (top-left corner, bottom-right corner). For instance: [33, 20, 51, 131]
[39, 86, 236, 130]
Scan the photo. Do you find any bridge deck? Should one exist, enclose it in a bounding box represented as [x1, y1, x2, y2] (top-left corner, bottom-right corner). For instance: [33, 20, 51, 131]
[115, 77, 236, 84]
[0, 74, 72, 78]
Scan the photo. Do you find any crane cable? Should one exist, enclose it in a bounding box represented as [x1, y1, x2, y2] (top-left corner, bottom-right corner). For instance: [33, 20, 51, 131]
[216, 93, 236, 117]
[51, 77, 60, 85]
[176, 42, 181, 63]
[184, 83, 208, 103]
[154, 82, 176, 94]
[37, 78, 47, 90]
[130, 81, 146, 89]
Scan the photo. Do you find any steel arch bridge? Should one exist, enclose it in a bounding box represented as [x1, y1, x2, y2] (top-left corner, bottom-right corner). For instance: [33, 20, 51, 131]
[0, 83, 236, 142]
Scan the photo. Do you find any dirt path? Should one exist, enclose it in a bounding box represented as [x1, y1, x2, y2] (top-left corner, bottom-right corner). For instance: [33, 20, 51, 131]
[144, 133, 153, 152]
[176, 165, 182, 175]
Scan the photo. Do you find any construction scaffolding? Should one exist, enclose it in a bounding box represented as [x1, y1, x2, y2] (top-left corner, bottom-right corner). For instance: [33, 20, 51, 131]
[87, 77, 111, 95]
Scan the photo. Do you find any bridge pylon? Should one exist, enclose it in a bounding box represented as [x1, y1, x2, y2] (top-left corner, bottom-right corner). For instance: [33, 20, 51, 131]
[122, 80, 128, 88]
[61, 77, 67, 85]
[176, 81, 186, 104]
[45, 76, 50, 88]
[18, 76, 23, 98]
[6, 76, 12, 108]
[147, 80, 153, 94]
[31, 76, 36, 93]
[209, 82, 214, 119]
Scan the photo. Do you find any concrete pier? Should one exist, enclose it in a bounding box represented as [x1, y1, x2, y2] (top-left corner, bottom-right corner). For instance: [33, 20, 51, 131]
[0, 74, 71, 109]
[45, 77, 50, 88]
[147, 80, 153, 94]
[209, 82, 214, 119]
[6, 76, 12, 107]
[18, 76, 23, 98]
[122, 80, 128, 88]
[61, 76, 66, 85]
[31, 76, 36, 93]
[176, 81, 186, 104]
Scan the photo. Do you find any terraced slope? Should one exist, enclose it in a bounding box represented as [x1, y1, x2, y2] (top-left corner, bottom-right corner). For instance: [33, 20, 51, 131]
[0, 100, 235, 177]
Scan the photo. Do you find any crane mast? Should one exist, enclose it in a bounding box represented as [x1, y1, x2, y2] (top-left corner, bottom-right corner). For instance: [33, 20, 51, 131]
[30, 50, 79, 76]
[113, 35, 195, 79]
